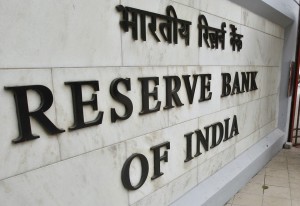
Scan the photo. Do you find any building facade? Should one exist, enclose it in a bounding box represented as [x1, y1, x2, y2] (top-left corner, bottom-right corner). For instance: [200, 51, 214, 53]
[0, 0, 299, 205]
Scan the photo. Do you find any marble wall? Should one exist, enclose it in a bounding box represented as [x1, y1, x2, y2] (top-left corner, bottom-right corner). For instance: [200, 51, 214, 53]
[0, 0, 284, 205]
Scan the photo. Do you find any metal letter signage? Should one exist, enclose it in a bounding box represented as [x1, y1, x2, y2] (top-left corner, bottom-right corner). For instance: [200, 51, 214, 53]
[183, 115, 238, 162]
[116, 5, 244, 51]
[65, 81, 103, 131]
[121, 153, 149, 190]
[116, 5, 191, 45]
[230, 24, 243, 51]
[198, 15, 226, 50]
[5, 85, 65, 143]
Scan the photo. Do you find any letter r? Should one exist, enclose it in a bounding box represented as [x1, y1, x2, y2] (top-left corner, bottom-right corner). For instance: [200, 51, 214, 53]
[5, 85, 65, 143]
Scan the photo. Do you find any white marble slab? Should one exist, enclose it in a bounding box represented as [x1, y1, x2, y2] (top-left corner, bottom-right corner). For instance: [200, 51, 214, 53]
[172, 0, 242, 25]
[241, 8, 284, 39]
[241, 8, 266, 34]
[259, 94, 277, 127]
[235, 130, 260, 157]
[167, 66, 221, 126]
[199, 0, 242, 24]
[131, 186, 167, 206]
[0, 143, 128, 206]
[259, 67, 280, 98]
[198, 145, 235, 183]
[264, 34, 284, 66]
[0, 0, 122, 68]
[265, 19, 284, 39]
[165, 167, 198, 204]
[260, 120, 276, 139]
[125, 119, 198, 204]
[132, 167, 197, 206]
[121, 0, 170, 13]
[198, 12, 242, 66]
[237, 99, 260, 142]
[0, 69, 60, 180]
[239, 26, 283, 66]
[239, 26, 267, 66]
[171, 0, 200, 9]
[120, 0, 199, 66]
[52, 67, 169, 159]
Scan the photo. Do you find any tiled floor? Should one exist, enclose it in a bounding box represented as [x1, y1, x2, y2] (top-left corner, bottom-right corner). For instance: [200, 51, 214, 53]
[225, 146, 300, 206]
